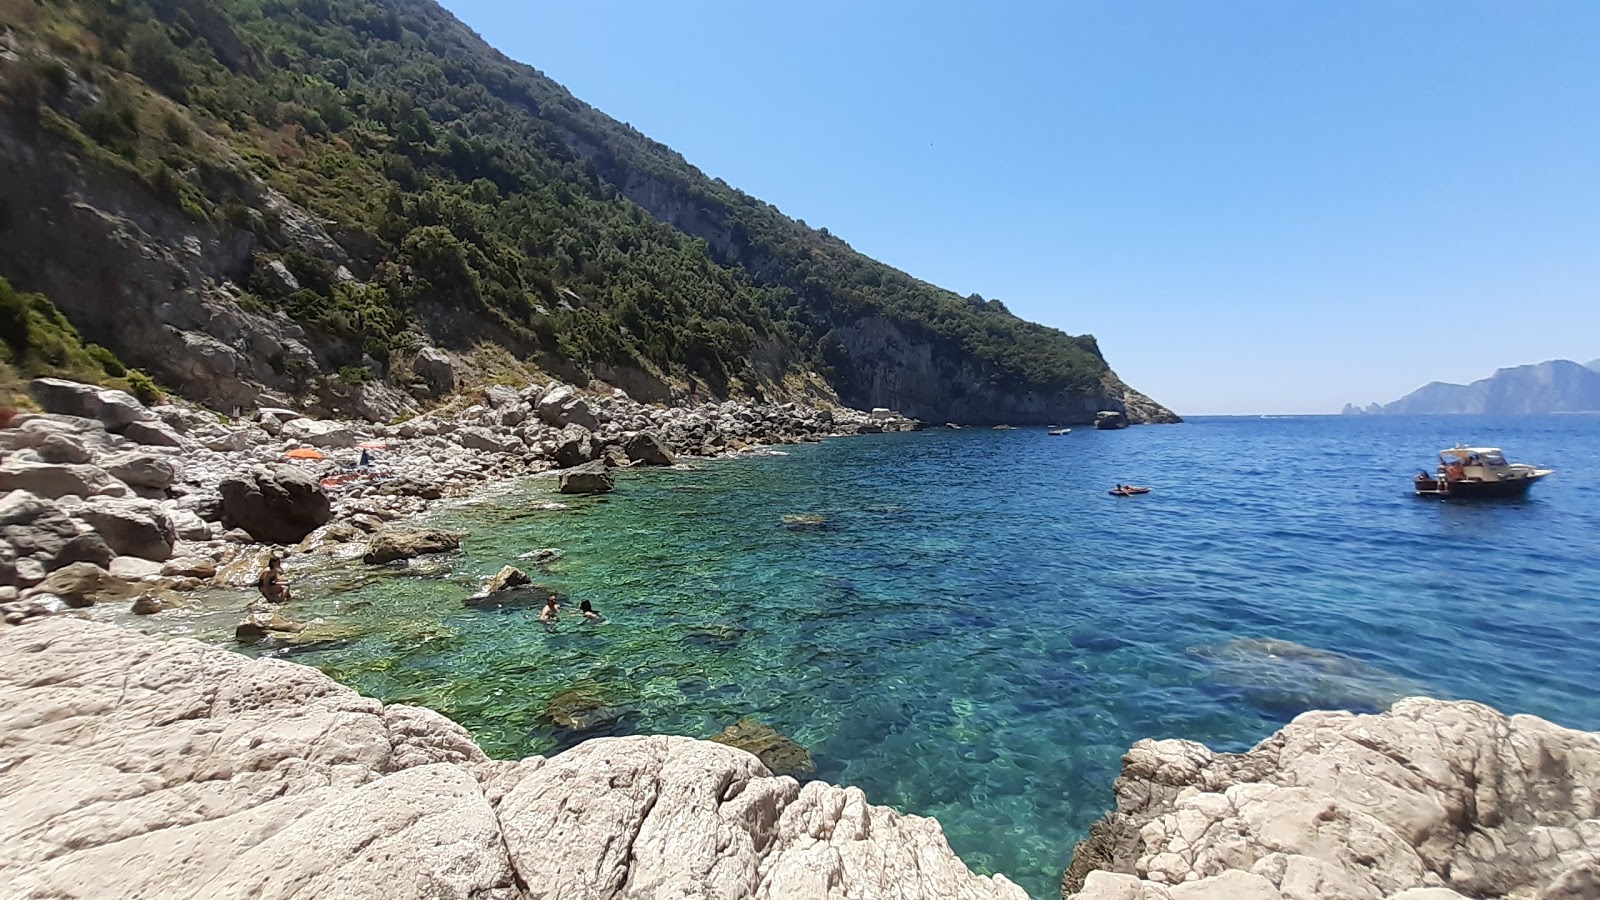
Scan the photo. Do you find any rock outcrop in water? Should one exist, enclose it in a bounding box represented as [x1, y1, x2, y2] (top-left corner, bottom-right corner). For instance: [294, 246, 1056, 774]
[0, 618, 1025, 900]
[1062, 697, 1600, 900]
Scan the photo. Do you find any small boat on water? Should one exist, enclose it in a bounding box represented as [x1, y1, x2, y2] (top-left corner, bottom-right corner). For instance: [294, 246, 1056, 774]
[1413, 446, 1552, 499]
[1049, 428, 1071, 436]
[1109, 485, 1151, 497]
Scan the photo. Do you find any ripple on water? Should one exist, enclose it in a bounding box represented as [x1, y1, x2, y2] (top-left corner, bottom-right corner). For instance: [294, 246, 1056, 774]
[121, 416, 1600, 898]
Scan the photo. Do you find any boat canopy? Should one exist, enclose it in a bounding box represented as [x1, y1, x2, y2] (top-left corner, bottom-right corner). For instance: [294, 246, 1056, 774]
[1440, 447, 1507, 466]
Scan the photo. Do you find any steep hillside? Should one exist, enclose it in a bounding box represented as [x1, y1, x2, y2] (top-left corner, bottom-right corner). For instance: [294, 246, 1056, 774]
[0, 0, 1175, 424]
[1348, 360, 1600, 415]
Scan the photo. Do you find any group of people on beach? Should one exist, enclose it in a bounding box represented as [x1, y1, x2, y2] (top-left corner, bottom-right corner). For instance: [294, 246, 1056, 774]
[256, 554, 604, 627]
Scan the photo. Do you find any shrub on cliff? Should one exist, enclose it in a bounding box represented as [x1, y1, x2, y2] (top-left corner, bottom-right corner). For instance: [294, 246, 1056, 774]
[0, 276, 153, 405]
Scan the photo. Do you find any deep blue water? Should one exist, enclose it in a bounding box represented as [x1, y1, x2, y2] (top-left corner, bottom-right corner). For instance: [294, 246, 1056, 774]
[263, 415, 1600, 897]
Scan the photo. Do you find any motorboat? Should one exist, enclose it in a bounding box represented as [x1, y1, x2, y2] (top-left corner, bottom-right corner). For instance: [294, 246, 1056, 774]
[1413, 446, 1552, 499]
[1109, 485, 1151, 497]
[1049, 428, 1071, 436]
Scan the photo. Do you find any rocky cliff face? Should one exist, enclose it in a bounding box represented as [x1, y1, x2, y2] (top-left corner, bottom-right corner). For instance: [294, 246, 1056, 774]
[831, 317, 1178, 425]
[579, 164, 1180, 426]
[1062, 698, 1600, 900]
[0, 109, 414, 420]
[0, 617, 1025, 900]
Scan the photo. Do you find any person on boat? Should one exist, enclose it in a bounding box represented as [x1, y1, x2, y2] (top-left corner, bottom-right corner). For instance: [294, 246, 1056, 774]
[257, 555, 292, 604]
[580, 599, 604, 623]
[539, 593, 560, 624]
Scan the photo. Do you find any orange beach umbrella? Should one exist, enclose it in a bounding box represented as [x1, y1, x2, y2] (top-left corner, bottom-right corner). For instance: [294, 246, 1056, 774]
[284, 447, 327, 460]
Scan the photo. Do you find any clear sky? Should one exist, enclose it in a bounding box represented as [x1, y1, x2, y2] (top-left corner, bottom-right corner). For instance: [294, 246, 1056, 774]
[438, 1, 1599, 415]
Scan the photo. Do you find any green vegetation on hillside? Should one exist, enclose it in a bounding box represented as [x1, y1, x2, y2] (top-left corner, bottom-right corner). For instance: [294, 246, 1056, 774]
[0, 276, 158, 405]
[0, 0, 1109, 398]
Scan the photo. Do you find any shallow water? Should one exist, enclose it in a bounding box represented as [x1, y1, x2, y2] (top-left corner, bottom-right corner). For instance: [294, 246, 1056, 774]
[133, 416, 1600, 897]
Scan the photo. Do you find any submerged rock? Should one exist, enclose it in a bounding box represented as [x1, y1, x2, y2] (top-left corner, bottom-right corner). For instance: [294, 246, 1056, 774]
[130, 588, 185, 615]
[463, 585, 555, 613]
[362, 527, 465, 565]
[1062, 697, 1600, 900]
[234, 611, 307, 643]
[1187, 637, 1421, 718]
[708, 718, 816, 779]
[780, 513, 829, 531]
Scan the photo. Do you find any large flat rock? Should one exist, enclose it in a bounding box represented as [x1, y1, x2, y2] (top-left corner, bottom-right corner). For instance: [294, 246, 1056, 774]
[0, 618, 1024, 900]
[1062, 698, 1600, 900]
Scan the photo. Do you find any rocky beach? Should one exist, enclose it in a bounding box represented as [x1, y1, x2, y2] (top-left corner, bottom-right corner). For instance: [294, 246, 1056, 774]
[0, 375, 920, 631]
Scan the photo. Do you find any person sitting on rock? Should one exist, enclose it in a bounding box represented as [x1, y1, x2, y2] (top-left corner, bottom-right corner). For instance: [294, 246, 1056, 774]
[580, 599, 604, 623]
[539, 593, 560, 624]
[257, 556, 292, 604]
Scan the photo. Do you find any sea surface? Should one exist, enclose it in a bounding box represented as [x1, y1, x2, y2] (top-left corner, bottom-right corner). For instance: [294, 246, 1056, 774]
[132, 415, 1600, 897]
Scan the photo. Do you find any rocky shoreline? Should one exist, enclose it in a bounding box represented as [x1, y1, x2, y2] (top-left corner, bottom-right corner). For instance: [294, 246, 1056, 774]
[1, 376, 922, 627]
[1061, 698, 1600, 900]
[3, 616, 1595, 900]
[0, 617, 1027, 899]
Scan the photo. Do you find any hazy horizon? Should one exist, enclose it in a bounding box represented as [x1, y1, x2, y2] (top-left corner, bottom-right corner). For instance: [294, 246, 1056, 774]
[441, 1, 1599, 416]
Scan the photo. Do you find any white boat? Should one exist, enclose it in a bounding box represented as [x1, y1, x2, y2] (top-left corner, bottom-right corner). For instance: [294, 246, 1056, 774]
[1413, 446, 1553, 499]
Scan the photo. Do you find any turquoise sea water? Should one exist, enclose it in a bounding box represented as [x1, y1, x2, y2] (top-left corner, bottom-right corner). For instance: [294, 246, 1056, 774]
[249, 416, 1600, 897]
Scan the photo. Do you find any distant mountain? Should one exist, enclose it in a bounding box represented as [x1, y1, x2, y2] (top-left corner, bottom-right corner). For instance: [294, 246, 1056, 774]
[1345, 360, 1600, 415]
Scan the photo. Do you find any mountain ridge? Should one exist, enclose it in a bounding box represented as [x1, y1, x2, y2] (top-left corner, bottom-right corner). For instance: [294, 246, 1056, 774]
[0, 0, 1175, 425]
[1344, 359, 1600, 415]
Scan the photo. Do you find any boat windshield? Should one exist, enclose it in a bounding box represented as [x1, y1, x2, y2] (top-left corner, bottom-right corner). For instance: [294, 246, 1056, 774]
[1439, 448, 1507, 466]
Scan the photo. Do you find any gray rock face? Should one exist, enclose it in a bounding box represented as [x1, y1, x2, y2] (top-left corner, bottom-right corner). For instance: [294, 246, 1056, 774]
[218, 464, 332, 544]
[362, 527, 464, 565]
[29, 378, 154, 431]
[0, 458, 116, 499]
[413, 346, 457, 396]
[558, 460, 615, 495]
[0, 619, 1024, 900]
[457, 426, 519, 455]
[1062, 698, 1600, 900]
[35, 433, 92, 464]
[537, 385, 600, 431]
[1094, 410, 1130, 430]
[281, 418, 358, 448]
[552, 424, 598, 468]
[30, 562, 132, 607]
[827, 317, 1179, 426]
[72, 497, 176, 561]
[100, 450, 182, 490]
[120, 419, 185, 447]
[623, 431, 677, 466]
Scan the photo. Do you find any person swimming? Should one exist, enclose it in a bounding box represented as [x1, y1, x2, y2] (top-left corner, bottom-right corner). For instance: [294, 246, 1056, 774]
[539, 593, 560, 624]
[579, 599, 604, 622]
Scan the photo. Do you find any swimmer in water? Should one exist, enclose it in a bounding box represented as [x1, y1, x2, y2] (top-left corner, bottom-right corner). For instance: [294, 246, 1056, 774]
[539, 593, 560, 624]
[580, 599, 604, 622]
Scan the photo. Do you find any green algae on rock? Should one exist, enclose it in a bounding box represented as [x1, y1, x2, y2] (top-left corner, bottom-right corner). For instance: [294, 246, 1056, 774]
[709, 718, 817, 779]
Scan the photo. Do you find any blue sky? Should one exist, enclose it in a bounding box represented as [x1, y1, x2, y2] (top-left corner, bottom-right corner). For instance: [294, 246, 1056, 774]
[439, 1, 1600, 415]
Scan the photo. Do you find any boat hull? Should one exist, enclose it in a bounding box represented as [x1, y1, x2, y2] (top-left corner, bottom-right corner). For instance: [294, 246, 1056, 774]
[1414, 473, 1549, 499]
